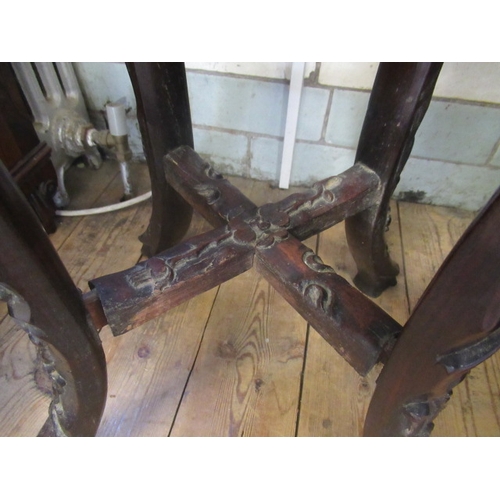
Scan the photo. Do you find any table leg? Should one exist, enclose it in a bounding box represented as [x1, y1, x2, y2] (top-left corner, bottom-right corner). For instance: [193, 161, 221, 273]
[0, 161, 107, 436]
[346, 62, 443, 297]
[126, 62, 194, 257]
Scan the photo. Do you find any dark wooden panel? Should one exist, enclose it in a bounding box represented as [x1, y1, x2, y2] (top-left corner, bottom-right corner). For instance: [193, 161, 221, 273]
[365, 186, 500, 436]
[346, 62, 443, 297]
[0, 63, 56, 233]
[0, 161, 107, 436]
[126, 62, 194, 256]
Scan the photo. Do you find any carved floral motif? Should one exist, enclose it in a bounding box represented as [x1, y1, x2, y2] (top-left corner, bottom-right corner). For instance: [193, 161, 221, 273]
[402, 392, 453, 437]
[194, 184, 221, 205]
[300, 281, 336, 315]
[279, 178, 339, 220]
[0, 282, 69, 436]
[436, 328, 500, 374]
[126, 225, 255, 294]
[203, 163, 223, 180]
[302, 250, 335, 274]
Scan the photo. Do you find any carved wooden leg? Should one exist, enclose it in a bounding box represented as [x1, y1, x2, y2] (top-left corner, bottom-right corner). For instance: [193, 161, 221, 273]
[346, 62, 443, 297]
[0, 161, 107, 436]
[364, 186, 500, 436]
[126, 62, 194, 257]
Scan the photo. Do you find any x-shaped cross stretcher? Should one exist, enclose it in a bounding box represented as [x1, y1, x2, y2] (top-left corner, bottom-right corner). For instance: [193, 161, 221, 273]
[88, 146, 402, 375]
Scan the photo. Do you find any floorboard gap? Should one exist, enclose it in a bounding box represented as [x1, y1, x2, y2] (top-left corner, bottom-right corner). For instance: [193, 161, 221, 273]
[168, 285, 223, 436]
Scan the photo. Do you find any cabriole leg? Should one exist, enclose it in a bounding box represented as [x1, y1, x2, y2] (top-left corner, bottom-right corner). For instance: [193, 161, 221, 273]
[126, 62, 194, 257]
[345, 62, 443, 297]
[0, 162, 107, 436]
[364, 187, 500, 436]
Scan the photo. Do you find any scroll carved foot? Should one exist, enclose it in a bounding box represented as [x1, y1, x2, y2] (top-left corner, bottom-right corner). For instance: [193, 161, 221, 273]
[0, 283, 70, 436]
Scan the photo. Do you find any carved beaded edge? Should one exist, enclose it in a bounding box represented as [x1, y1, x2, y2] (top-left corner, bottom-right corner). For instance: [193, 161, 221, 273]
[0, 282, 69, 437]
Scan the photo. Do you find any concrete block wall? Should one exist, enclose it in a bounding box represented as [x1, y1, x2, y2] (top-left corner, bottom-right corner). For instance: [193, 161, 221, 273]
[73, 62, 500, 211]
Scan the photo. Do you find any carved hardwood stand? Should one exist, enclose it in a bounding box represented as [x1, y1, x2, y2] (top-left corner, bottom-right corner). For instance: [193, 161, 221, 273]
[1, 62, 499, 436]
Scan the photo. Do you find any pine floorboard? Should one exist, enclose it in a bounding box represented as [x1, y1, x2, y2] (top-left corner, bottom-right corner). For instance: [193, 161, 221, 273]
[1, 161, 499, 437]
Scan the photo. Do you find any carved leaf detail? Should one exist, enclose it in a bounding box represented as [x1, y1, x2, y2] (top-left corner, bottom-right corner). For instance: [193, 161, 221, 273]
[0, 282, 69, 436]
[230, 224, 257, 245]
[0, 282, 46, 342]
[284, 185, 325, 218]
[256, 229, 289, 249]
[302, 250, 335, 274]
[204, 163, 223, 180]
[402, 392, 452, 437]
[258, 204, 290, 229]
[194, 184, 221, 205]
[282, 181, 339, 220]
[436, 328, 500, 374]
[301, 282, 335, 315]
[125, 257, 175, 293]
[146, 257, 174, 290]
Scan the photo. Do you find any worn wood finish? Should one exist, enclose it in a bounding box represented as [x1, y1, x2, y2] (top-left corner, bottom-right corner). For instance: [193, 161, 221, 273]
[0, 314, 52, 435]
[91, 147, 401, 375]
[346, 62, 443, 297]
[90, 223, 256, 336]
[2, 170, 500, 437]
[165, 146, 382, 240]
[255, 235, 400, 375]
[392, 202, 500, 437]
[126, 63, 194, 257]
[5, 61, 499, 438]
[364, 187, 500, 436]
[397, 202, 496, 436]
[170, 181, 310, 437]
[298, 201, 408, 436]
[165, 146, 258, 227]
[96, 213, 217, 436]
[0, 161, 107, 436]
[0, 160, 144, 437]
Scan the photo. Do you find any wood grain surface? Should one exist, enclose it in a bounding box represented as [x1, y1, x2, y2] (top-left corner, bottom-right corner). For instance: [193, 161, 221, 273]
[1, 164, 498, 436]
[398, 202, 500, 437]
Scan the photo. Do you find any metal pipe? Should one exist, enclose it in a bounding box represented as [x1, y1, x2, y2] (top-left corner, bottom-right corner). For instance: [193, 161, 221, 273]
[106, 103, 133, 199]
[119, 161, 133, 198]
[54, 62, 81, 101]
[35, 62, 64, 106]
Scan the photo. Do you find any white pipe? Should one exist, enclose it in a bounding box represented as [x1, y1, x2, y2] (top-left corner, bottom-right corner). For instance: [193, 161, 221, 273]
[279, 62, 305, 189]
[55, 191, 152, 217]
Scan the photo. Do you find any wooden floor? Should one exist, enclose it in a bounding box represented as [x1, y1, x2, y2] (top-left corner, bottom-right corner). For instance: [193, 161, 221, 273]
[1, 159, 500, 437]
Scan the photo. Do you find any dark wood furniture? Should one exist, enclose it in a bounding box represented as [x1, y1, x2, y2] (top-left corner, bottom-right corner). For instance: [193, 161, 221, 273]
[0, 63, 57, 234]
[1, 62, 499, 436]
